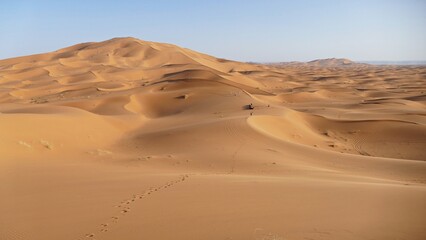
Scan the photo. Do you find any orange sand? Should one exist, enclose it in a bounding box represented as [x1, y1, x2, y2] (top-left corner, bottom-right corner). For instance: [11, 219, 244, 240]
[1, 37, 425, 240]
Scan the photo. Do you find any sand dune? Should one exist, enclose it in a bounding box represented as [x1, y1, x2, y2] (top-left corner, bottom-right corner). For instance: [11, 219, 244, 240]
[1, 37, 426, 240]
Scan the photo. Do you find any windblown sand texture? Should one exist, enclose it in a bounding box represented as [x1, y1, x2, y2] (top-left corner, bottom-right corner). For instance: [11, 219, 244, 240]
[1, 37, 426, 240]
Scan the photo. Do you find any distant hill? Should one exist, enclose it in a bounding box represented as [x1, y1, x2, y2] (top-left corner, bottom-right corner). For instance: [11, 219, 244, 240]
[264, 58, 369, 67]
[360, 61, 426, 66]
[307, 58, 356, 67]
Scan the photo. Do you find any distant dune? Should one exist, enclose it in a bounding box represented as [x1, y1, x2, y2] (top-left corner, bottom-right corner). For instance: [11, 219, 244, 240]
[307, 58, 356, 66]
[267, 58, 369, 67]
[361, 60, 426, 66]
[1, 37, 426, 240]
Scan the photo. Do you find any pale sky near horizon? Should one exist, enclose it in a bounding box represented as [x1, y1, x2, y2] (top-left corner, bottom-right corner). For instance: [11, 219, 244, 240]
[0, 0, 425, 62]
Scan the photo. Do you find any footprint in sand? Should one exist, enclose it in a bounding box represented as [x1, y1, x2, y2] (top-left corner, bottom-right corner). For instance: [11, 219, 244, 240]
[18, 140, 32, 148]
[85, 233, 95, 238]
[121, 208, 130, 214]
[40, 139, 53, 150]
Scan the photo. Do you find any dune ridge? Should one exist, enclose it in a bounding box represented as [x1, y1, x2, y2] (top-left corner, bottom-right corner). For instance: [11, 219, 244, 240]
[1, 37, 426, 240]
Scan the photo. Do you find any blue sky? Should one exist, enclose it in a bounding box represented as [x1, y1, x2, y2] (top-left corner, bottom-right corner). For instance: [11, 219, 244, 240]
[0, 0, 425, 61]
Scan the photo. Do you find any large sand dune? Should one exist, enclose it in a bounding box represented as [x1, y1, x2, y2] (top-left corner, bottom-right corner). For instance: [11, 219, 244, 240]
[1, 37, 426, 240]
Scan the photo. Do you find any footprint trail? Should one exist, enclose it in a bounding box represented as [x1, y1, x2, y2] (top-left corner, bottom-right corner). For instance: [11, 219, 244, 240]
[81, 174, 190, 239]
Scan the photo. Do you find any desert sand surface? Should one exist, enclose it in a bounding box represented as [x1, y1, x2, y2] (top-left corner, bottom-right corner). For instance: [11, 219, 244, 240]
[1, 37, 426, 240]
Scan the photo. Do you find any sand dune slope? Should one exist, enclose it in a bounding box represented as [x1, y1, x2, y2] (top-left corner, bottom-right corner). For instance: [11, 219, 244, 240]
[1, 37, 426, 240]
